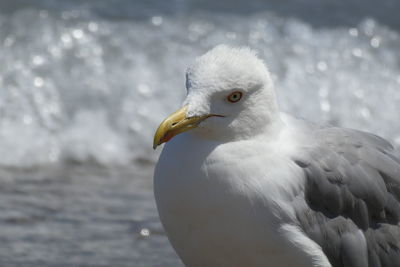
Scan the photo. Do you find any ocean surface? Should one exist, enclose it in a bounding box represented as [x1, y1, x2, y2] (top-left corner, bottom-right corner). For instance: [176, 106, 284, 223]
[0, 0, 399, 266]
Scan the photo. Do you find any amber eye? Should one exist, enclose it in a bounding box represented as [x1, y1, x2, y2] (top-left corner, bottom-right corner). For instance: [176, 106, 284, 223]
[227, 91, 243, 103]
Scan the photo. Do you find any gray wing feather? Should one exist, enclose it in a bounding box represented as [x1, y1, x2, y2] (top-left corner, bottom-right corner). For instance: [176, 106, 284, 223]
[293, 126, 400, 267]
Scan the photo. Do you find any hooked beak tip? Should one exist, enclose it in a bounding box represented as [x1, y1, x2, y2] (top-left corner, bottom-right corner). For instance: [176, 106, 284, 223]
[152, 106, 225, 149]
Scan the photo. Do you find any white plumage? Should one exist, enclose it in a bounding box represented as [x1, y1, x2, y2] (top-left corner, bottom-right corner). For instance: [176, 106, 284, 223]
[153, 45, 400, 267]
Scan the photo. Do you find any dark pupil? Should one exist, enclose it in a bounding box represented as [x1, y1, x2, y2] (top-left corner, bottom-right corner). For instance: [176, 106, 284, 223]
[229, 92, 241, 102]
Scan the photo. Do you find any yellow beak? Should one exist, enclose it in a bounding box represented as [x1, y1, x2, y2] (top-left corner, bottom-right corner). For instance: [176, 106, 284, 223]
[153, 106, 223, 149]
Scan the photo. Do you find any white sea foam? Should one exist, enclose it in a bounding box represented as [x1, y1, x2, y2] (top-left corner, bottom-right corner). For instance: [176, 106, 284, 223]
[0, 7, 399, 167]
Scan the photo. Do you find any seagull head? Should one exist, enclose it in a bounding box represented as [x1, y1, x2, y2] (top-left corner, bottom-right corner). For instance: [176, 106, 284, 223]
[153, 45, 280, 149]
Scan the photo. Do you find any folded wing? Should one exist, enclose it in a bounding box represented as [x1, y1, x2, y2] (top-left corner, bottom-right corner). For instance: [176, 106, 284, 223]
[293, 127, 400, 267]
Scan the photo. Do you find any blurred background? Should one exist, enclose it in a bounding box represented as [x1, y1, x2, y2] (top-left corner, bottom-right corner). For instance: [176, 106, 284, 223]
[0, 0, 399, 266]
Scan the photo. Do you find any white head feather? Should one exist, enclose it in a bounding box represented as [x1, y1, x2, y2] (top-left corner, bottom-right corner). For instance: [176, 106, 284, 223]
[183, 45, 281, 142]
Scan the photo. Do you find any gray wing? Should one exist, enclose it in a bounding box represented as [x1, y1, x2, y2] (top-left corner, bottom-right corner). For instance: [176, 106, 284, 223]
[293, 126, 400, 267]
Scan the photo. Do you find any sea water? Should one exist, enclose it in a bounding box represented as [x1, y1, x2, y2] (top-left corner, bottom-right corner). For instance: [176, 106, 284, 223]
[0, 0, 399, 266]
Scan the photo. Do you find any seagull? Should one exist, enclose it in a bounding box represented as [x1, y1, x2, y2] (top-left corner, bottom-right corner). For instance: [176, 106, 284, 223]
[152, 45, 400, 267]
